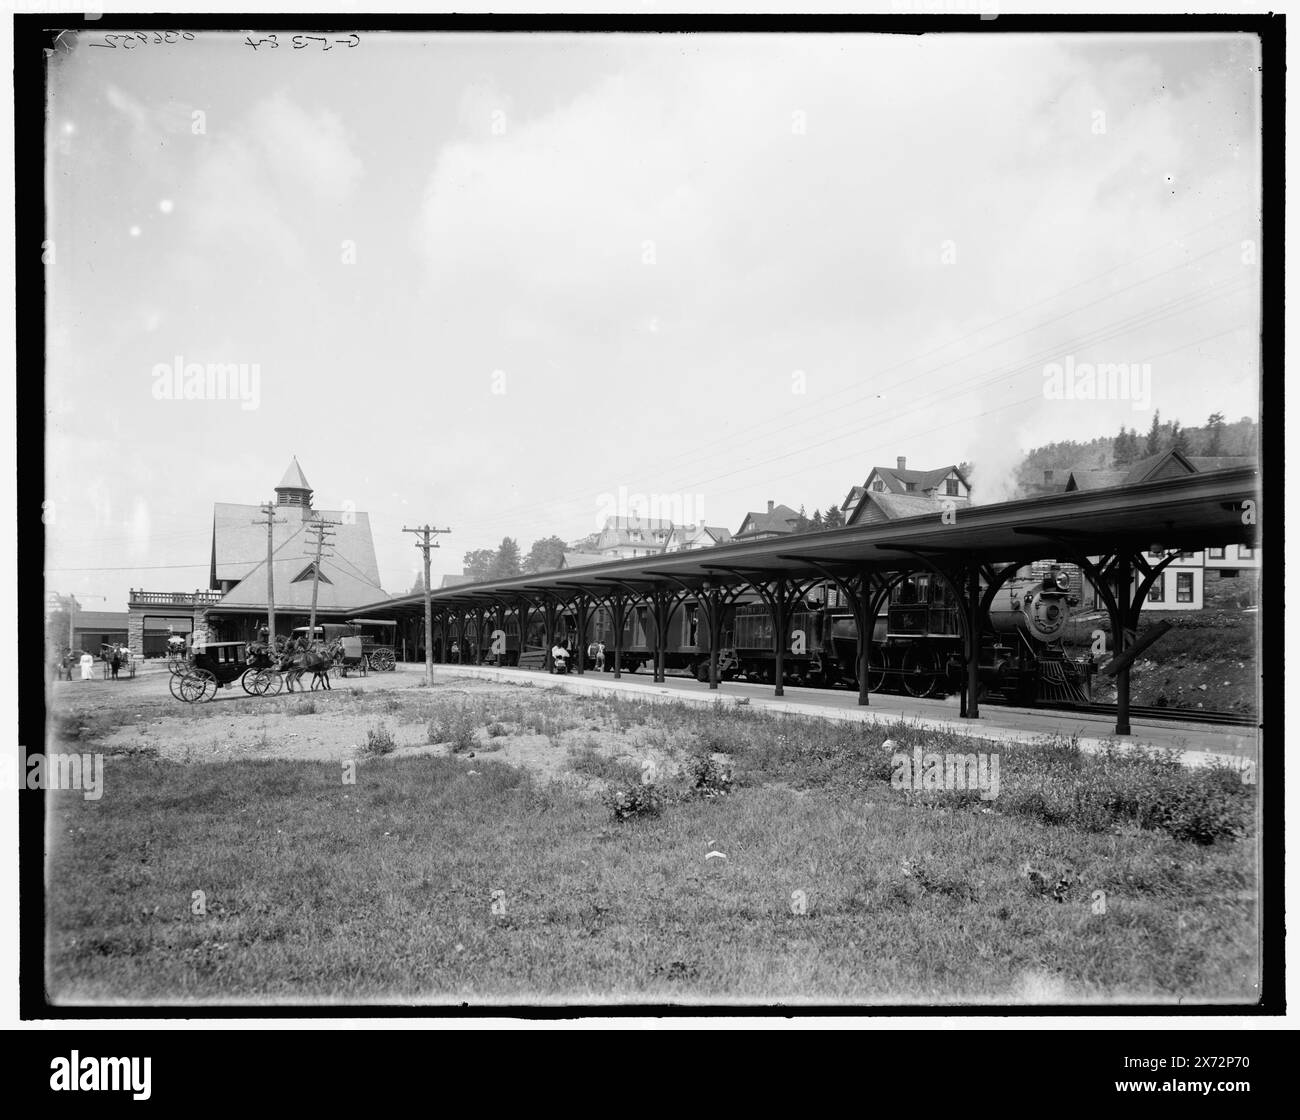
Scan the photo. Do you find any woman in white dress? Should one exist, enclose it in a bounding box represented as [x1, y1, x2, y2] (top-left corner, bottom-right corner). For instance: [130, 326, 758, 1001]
[79, 651, 94, 680]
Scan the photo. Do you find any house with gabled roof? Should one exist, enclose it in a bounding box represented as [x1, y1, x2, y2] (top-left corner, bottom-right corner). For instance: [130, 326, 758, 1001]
[1060, 448, 1259, 611]
[664, 522, 734, 553]
[734, 501, 802, 541]
[842, 457, 971, 526]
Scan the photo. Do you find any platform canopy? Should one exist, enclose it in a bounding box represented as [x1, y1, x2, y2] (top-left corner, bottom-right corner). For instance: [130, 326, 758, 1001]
[354, 467, 1259, 616]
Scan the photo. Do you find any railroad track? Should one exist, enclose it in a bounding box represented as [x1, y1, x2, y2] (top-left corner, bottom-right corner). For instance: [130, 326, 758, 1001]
[1047, 702, 1258, 728]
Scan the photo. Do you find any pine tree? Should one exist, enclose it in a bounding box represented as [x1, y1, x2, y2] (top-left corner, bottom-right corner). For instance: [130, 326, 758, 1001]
[409, 570, 425, 594]
[1144, 409, 1162, 457]
[823, 504, 844, 528]
[1170, 420, 1189, 454]
[1206, 411, 1226, 456]
[811, 509, 824, 531]
[488, 537, 522, 579]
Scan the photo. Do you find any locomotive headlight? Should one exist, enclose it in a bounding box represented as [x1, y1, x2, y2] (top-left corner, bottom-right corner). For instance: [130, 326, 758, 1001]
[1055, 572, 1070, 591]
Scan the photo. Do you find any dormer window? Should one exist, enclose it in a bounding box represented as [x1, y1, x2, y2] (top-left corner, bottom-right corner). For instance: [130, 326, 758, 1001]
[872, 480, 885, 492]
[946, 479, 959, 496]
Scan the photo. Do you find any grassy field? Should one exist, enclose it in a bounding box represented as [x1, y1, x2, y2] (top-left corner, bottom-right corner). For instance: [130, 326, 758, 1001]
[45, 684, 1259, 1004]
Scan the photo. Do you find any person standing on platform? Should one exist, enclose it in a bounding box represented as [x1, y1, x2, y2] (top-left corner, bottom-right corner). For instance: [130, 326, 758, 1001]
[79, 650, 94, 681]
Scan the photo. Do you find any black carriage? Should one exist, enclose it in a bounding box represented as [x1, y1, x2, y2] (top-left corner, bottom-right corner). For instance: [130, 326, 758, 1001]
[168, 641, 282, 703]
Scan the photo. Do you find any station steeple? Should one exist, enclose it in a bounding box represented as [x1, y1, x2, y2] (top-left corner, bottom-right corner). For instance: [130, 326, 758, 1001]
[274, 457, 314, 513]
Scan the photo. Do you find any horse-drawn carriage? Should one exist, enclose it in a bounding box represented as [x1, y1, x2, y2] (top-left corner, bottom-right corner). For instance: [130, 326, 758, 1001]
[168, 641, 284, 703]
[290, 619, 398, 674]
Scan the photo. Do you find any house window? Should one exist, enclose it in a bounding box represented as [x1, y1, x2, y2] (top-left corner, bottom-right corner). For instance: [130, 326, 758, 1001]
[904, 482, 915, 492]
[1148, 575, 1164, 603]
[1176, 573, 1194, 603]
[872, 480, 885, 492]
[1208, 547, 1225, 559]
[945, 479, 959, 496]
[1238, 546, 1254, 560]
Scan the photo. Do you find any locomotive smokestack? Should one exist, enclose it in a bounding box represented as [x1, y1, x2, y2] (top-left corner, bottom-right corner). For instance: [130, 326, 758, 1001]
[897, 456, 906, 471]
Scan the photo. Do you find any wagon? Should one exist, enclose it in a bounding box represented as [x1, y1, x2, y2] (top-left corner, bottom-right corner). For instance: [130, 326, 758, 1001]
[332, 635, 368, 678]
[291, 620, 398, 672]
[168, 641, 282, 703]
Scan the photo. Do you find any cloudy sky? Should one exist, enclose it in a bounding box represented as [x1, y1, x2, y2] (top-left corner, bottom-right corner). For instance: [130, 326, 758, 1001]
[44, 30, 1261, 607]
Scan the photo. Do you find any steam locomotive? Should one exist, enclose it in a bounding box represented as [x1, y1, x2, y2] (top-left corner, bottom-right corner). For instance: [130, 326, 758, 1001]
[442, 561, 1094, 704]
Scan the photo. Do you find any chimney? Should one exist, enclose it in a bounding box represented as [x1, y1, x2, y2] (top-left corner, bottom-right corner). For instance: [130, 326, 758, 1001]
[767, 500, 774, 513]
[897, 456, 907, 471]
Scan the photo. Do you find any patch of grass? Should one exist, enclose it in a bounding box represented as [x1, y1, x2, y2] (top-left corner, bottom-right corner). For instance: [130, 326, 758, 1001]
[45, 754, 1258, 1002]
[290, 699, 317, 716]
[566, 745, 642, 786]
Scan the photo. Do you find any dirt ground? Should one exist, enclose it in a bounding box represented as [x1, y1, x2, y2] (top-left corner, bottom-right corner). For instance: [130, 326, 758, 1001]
[48, 664, 707, 798]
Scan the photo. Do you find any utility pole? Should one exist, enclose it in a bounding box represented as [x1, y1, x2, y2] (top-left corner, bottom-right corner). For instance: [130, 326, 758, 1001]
[303, 515, 341, 643]
[252, 504, 287, 649]
[402, 523, 451, 685]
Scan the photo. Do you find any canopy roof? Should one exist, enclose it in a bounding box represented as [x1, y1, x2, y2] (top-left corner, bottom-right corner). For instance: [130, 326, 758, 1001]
[353, 467, 1259, 617]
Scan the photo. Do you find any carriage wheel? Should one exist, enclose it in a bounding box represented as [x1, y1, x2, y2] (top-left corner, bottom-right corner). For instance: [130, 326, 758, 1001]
[169, 657, 187, 677]
[168, 672, 186, 700]
[243, 669, 274, 696]
[261, 670, 284, 697]
[177, 670, 213, 704]
[902, 646, 940, 698]
[369, 648, 396, 672]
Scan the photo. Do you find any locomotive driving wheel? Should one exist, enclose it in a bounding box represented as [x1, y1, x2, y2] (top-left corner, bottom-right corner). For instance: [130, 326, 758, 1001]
[901, 646, 941, 698]
[867, 643, 887, 692]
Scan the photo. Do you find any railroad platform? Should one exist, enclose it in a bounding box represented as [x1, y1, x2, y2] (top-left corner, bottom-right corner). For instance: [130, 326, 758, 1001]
[427, 663, 1260, 771]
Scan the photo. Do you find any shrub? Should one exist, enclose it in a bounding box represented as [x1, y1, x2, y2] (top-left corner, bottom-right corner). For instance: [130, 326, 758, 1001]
[363, 723, 396, 756]
[684, 756, 733, 799]
[487, 721, 510, 738]
[290, 699, 317, 716]
[604, 783, 664, 822]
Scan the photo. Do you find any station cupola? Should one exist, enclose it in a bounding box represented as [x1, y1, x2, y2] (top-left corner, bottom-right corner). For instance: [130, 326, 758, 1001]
[274, 457, 314, 514]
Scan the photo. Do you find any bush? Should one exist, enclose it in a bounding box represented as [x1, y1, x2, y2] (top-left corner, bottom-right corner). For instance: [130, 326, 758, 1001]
[487, 722, 510, 738]
[684, 756, 733, 799]
[604, 784, 664, 822]
[363, 723, 396, 756]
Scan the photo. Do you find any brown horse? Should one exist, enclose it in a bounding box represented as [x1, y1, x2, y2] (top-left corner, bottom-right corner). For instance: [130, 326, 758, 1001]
[279, 646, 333, 692]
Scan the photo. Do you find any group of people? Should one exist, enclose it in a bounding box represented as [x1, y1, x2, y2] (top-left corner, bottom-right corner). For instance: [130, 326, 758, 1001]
[548, 639, 608, 673]
[53, 645, 130, 681]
